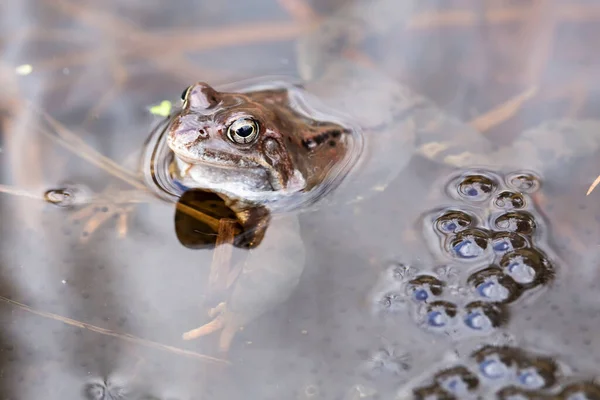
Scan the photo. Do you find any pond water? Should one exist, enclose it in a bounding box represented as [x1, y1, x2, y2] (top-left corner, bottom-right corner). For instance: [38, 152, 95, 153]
[1, 0, 600, 399]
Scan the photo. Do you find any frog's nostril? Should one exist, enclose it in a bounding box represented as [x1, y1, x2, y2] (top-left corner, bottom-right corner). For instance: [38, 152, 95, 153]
[198, 128, 208, 138]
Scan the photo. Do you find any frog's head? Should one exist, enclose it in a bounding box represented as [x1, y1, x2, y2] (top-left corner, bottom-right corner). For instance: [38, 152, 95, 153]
[167, 82, 304, 195]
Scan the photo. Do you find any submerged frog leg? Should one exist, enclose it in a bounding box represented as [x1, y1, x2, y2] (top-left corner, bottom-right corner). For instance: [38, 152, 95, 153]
[66, 150, 147, 242]
[68, 183, 141, 243]
[181, 302, 240, 353]
[182, 216, 306, 353]
[181, 303, 226, 340]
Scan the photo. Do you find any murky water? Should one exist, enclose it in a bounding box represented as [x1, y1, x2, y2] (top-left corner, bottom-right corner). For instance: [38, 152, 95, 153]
[2, 0, 600, 399]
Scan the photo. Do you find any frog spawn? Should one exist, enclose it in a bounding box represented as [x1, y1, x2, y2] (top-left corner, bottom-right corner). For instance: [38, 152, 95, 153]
[371, 170, 555, 338]
[410, 345, 600, 400]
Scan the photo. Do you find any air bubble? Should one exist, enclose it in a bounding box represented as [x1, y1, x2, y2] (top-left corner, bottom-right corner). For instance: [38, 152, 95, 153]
[517, 368, 545, 389]
[494, 191, 525, 210]
[408, 275, 444, 302]
[44, 185, 90, 207]
[492, 232, 529, 254]
[448, 229, 490, 259]
[499, 249, 554, 288]
[494, 212, 537, 236]
[434, 366, 479, 394]
[516, 358, 558, 390]
[457, 173, 497, 201]
[479, 358, 510, 380]
[424, 301, 457, 328]
[464, 301, 508, 330]
[468, 267, 522, 303]
[506, 172, 541, 193]
[435, 210, 473, 234]
[472, 346, 521, 380]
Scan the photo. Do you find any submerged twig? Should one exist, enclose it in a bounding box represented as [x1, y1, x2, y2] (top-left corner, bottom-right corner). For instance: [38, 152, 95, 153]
[0, 295, 229, 365]
[469, 86, 538, 133]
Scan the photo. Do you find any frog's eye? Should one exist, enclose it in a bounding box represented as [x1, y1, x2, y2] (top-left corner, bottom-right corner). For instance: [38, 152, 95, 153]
[180, 86, 191, 101]
[227, 118, 260, 144]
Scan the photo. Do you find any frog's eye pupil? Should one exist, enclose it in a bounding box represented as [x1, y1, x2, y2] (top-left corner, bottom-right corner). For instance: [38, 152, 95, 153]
[235, 125, 254, 138]
[227, 118, 259, 144]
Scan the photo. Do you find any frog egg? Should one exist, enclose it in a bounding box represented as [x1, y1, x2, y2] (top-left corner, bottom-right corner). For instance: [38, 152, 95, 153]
[463, 301, 509, 331]
[435, 210, 474, 235]
[505, 171, 541, 194]
[493, 191, 526, 210]
[447, 228, 491, 260]
[499, 249, 554, 289]
[407, 275, 445, 302]
[467, 266, 522, 304]
[493, 211, 537, 237]
[492, 232, 530, 255]
[456, 173, 498, 202]
[433, 366, 480, 396]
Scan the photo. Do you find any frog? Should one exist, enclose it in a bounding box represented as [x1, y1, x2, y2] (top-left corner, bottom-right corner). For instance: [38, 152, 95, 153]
[48, 0, 600, 356]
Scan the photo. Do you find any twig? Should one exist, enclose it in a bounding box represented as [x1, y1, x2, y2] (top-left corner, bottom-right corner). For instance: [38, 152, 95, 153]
[0, 184, 45, 200]
[587, 175, 600, 196]
[469, 86, 538, 133]
[0, 295, 229, 365]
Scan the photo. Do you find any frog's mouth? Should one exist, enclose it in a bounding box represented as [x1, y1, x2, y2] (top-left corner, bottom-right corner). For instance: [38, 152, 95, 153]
[170, 148, 262, 170]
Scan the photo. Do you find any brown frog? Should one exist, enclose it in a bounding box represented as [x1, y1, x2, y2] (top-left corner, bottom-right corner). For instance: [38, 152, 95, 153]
[160, 80, 359, 218]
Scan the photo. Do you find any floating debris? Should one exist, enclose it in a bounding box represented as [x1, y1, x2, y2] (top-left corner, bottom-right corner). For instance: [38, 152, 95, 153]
[149, 100, 172, 117]
[15, 64, 33, 75]
[586, 174, 600, 195]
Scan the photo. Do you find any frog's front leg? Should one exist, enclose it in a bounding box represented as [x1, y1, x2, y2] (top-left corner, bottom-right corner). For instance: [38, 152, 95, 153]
[182, 215, 306, 353]
[65, 150, 147, 243]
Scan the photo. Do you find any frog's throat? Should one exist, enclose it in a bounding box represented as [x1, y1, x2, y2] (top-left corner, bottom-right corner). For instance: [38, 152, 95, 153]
[172, 155, 307, 198]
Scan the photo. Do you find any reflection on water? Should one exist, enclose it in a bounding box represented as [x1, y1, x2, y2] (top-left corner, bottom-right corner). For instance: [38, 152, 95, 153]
[2, 0, 600, 399]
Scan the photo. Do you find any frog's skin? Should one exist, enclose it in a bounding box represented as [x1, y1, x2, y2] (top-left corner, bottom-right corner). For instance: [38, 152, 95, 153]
[63, 0, 600, 354]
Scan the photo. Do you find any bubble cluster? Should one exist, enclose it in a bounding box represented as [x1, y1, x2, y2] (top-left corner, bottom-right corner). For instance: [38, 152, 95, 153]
[435, 171, 552, 329]
[371, 170, 556, 338]
[412, 345, 599, 399]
